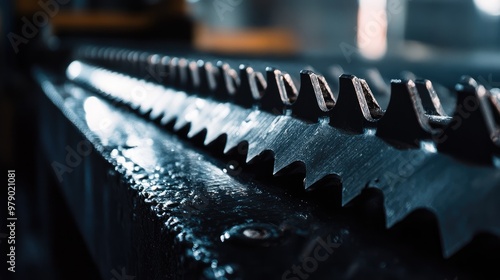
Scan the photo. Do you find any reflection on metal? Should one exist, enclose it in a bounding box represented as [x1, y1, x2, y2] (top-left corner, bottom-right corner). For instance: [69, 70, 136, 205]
[65, 59, 500, 257]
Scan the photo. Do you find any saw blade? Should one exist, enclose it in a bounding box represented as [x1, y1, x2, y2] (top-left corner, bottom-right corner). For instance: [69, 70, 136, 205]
[67, 46, 500, 257]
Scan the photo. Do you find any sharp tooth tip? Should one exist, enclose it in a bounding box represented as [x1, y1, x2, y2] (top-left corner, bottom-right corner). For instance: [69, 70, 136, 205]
[304, 180, 315, 189]
[244, 155, 254, 163]
[223, 143, 236, 154]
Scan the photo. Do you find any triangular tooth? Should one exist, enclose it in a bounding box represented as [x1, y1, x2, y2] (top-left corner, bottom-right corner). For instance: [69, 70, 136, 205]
[246, 143, 266, 163]
[145, 54, 162, 83]
[159, 56, 172, 87]
[260, 67, 297, 114]
[126, 50, 139, 77]
[304, 170, 323, 189]
[272, 153, 287, 175]
[376, 79, 433, 146]
[293, 70, 336, 122]
[150, 89, 175, 121]
[438, 218, 475, 258]
[196, 60, 209, 95]
[203, 128, 225, 146]
[160, 92, 188, 126]
[186, 106, 214, 138]
[110, 48, 120, 67]
[272, 152, 301, 175]
[100, 47, 112, 69]
[88, 46, 99, 63]
[197, 60, 216, 96]
[223, 140, 238, 154]
[431, 164, 500, 257]
[415, 79, 447, 116]
[138, 87, 163, 116]
[133, 51, 143, 77]
[384, 202, 413, 228]
[222, 132, 242, 154]
[118, 49, 131, 73]
[260, 67, 284, 113]
[437, 76, 500, 162]
[119, 49, 129, 75]
[224, 109, 269, 155]
[96, 46, 106, 63]
[173, 95, 211, 131]
[330, 74, 383, 133]
[170, 57, 189, 90]
[214, 61, 239, 100]
[177, 58, 189, 90]
[138, 52, 150, 77]
[235, 64, 265, 108]
[205, 61, 218, 93]
[187, 124, 204, 138]
[186, 60, 200, 92]
[169, 57, 179, 88]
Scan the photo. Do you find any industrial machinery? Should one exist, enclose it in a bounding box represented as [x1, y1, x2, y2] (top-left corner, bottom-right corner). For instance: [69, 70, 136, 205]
[3, 0, 500, 279]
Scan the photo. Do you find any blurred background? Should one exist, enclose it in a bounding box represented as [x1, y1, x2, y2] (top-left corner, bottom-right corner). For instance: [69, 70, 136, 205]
[1, 0, 500, 279]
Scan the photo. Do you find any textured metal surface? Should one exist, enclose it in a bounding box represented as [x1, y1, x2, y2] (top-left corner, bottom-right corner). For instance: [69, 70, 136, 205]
[62, 53, 500, 259]
[36, 68, 486, 279]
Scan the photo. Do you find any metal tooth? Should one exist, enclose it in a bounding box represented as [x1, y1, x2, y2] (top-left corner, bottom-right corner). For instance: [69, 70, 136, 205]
[92, 46, 103, 64]
[102, 47, 113, 68]
[260, 67, 298, 114]
[169, 57, 179, 88]
[186, 60, 200, 92]
[104, 47, 115, 69]
[111, 48, 123, 70]
[330, 74, 383, 133]
[102, 47, 111, 63]
[437, 76, 500, 163]
[178, 58, 189, 89]
[127, 51, 139, 77]
[145, 54, 165, 84]
[96, 47, 106, 65]
[98, 47, 107, 65]
[114, 48, 123, 70]
[159, 56, 171, 86]
[293, 70, 336, 122]
[196, 60, 217, 96]
[128, 50, 138, 75]
[138, 52, 150, 77]
[415, 79, 447, 116]
[214, 61, 239, 100]
[121, 49, 132, 74]
[169, 57, 189, 90]
[76, 46, 87, 60]
[90, 46, 99, 62]
[414, 79, 452, 130]
[376, 80, 433, 147]
[235, 64, 266, 108]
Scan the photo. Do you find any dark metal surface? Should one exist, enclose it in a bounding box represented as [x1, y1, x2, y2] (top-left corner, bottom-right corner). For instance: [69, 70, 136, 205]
[36, 68, 491, 279]
[33, 44, 500, 279]
[65, 57, 500, 257]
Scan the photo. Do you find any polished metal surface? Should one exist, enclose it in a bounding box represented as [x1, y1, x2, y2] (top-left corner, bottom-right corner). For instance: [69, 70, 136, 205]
[62, 59, 500, 257]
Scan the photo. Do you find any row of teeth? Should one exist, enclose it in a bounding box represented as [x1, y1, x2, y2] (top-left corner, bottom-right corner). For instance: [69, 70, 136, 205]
[75, 46, 500, 164]
[67, 47, 500, 257]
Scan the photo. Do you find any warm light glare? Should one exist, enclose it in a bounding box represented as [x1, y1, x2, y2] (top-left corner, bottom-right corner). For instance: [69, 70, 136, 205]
[357, 0, 388, 60]
[474, 0, 500, 16]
